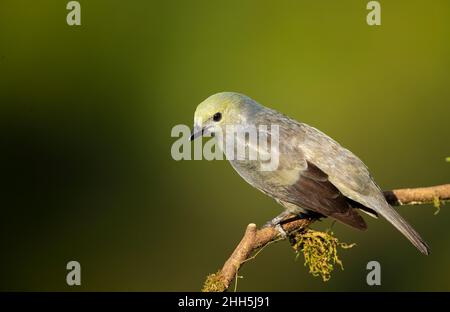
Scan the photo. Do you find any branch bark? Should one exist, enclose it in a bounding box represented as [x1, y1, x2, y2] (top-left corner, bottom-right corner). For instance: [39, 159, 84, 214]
[203, 184, 450, 292]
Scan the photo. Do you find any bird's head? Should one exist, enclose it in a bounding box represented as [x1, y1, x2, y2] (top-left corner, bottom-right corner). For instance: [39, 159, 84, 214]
[190, 92, 260, 140]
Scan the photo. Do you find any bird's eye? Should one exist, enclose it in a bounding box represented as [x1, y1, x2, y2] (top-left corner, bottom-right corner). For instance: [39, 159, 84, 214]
[213, 112, 222, 122]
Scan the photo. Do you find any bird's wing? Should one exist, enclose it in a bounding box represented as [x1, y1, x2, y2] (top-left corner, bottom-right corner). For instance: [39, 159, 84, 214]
[279, 160, 367, 230]
[297, 123, 385, 209]
[292, 123, 430, 254]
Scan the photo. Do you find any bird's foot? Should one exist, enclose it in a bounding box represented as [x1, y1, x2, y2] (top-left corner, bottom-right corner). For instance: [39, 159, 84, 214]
[263, 220, 287, 238]
[263, 213, 288, 228]
[264, 210, 320, 238]
[263, 211, 292, 238]
[274, 224, 287, 238]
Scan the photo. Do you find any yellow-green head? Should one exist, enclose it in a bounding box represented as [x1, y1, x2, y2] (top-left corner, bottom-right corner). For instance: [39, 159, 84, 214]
[191, 92, 261, 140]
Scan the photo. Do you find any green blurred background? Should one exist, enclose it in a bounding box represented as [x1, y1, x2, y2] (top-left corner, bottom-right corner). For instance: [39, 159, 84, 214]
[0, 0, 449, 291]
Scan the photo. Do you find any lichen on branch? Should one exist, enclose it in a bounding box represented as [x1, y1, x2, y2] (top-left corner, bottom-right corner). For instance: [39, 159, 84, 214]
[202, 271, 227, 292]
[290, 229, 355, 282]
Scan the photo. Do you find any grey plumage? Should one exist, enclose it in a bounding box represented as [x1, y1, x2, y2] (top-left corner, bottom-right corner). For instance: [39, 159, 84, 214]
[192, 92, 430, 255]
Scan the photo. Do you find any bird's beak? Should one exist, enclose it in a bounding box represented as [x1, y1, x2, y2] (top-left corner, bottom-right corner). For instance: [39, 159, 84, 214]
[190, 124, 203, 141]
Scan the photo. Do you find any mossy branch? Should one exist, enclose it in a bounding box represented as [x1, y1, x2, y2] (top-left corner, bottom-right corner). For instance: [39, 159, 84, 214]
[291, 229, 355, 282]
[201, 184, 450, 292]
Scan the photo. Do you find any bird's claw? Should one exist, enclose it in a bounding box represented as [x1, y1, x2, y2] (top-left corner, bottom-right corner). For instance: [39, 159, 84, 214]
[263, 212, 290, 238]
[275, 224, 287, 238]
[263, 221, 287, 238]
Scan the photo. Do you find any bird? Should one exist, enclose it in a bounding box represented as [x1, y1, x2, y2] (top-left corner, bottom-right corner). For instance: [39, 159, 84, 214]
[190, 92, 430, 255]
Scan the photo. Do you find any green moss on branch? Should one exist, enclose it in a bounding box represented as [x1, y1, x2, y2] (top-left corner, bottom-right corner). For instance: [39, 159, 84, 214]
[290, 229, 355, 281]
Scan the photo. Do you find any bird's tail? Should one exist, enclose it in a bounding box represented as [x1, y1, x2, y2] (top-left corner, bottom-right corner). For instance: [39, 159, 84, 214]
[378, 203, 430, 255]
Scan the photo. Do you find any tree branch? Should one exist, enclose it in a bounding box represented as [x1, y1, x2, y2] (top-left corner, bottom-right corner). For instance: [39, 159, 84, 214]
[383, 184, 450, 206]
[202, 184, 450, 292]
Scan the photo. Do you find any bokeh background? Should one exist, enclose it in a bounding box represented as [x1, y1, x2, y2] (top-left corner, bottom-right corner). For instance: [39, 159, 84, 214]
[0, 0, 449, 291]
